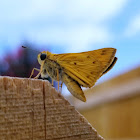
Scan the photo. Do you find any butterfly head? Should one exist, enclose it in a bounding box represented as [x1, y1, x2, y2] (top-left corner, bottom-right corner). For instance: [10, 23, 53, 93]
[37, 51, 47, 65]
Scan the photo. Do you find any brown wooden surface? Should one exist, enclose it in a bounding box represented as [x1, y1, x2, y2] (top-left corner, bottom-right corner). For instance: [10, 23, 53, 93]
[70, 66, 140, 140]
[0, 76, 103, 140]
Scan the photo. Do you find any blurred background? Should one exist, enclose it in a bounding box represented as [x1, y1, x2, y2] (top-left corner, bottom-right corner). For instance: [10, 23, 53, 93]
[0, 0, 140, 139]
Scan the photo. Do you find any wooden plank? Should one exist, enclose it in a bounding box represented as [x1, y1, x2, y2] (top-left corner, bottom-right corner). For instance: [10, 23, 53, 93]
[0, 76, 103, 140]
[81, 94, 140, 139]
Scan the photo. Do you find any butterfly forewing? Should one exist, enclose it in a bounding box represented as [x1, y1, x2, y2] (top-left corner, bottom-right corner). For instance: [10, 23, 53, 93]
[54, 52, 102, 87]
[90, 48, 117, 72]
[47, 48, 116, 88]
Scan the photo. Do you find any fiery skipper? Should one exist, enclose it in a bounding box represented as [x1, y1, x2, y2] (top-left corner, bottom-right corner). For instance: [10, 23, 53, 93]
[22, 46, 117, 102]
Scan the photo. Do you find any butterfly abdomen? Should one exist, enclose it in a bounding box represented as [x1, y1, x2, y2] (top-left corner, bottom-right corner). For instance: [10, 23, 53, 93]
[62, 73, 86, 102]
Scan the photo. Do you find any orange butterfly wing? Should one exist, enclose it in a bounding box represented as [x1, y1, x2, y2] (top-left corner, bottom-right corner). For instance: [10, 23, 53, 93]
[47, 48, 116, 88]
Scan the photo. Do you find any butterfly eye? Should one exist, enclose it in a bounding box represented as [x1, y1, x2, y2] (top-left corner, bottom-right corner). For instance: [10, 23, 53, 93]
[40, 53, 46, 60]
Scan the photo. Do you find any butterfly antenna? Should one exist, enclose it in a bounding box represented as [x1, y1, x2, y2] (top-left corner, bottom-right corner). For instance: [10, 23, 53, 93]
[22, 46, 41, 53]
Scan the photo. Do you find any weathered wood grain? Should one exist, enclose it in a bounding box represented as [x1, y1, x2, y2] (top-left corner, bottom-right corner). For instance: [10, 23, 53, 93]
[0, 76, 103, 140]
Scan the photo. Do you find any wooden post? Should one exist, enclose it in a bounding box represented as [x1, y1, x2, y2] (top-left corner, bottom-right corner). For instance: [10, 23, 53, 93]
[0, 76, 103, 140]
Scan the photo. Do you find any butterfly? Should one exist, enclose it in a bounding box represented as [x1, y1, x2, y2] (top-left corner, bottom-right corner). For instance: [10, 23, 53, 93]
[22, 46, 117, 102]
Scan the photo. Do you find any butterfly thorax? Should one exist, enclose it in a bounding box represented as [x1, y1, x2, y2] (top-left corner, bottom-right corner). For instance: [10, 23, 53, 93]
[42, 58, 63, 81]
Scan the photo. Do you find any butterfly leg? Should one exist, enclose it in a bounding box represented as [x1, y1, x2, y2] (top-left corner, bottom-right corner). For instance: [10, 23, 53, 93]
[29, 68, 40, 78]
[51, 79, 54, 86]
[60, 82, 63, 93]
[60, 82, 63, 89]
[57, 69, 59, 91]
[34, 61, 45, 79]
